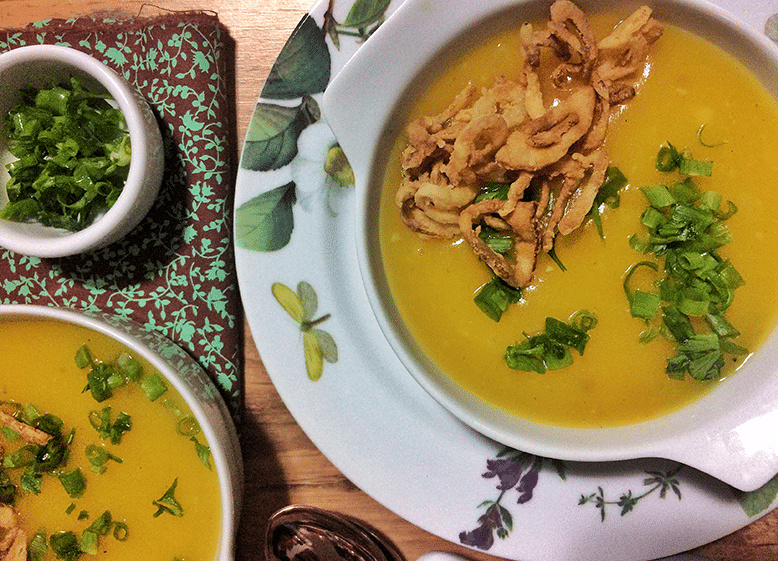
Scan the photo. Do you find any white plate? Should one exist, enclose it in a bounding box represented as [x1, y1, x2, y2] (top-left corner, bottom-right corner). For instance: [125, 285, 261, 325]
[234, 1, 778, 559]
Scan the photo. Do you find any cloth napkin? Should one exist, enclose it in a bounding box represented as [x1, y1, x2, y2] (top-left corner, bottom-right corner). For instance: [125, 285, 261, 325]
[0, 11, 243, 419]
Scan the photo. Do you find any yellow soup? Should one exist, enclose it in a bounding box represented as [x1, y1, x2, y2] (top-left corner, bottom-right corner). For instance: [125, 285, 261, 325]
[380, 20, 778, 428]
[0, 319, 221, 560]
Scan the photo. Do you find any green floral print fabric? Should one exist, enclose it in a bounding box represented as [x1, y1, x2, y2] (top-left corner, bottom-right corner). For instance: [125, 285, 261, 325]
[0, 12, 242, 418]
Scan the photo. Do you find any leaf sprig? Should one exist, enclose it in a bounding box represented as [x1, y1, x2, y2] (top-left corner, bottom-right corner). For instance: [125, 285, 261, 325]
[273, 281, 338, 380]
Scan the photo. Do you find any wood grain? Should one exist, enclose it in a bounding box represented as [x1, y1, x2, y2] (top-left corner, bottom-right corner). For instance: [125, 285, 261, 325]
[1, 1, 777, 559]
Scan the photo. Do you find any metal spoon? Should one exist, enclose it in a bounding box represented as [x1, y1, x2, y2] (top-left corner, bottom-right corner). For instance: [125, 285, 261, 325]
[265, 505, 463, 561]
[264, 504, 711, 561]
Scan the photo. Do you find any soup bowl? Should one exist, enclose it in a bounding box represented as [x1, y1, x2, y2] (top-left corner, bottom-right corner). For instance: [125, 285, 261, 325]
[323, 0, 778, 492]
[0, 304, 242, 560]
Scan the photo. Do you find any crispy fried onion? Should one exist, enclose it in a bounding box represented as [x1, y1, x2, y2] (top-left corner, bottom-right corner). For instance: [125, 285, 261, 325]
[0, 506, 26, 561]
[396, 0, 662, 287]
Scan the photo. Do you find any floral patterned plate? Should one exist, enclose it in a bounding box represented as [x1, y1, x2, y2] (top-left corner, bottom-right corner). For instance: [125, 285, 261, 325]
[234, 0, 778, 559]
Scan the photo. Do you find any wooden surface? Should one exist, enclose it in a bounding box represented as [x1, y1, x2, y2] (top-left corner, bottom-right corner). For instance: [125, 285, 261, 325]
[1, 1, 777, 560]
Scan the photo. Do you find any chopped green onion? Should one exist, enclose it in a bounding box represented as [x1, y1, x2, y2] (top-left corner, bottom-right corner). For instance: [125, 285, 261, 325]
[2, 77, 131, 231]
[679, 157, 713, 177]
[89, 407, 132, 444]
[547, 243, 567, 272]
[88, 510, 113, 535]
[74, 345, 93, 369]
[141, 374, 168, 402]
[0, 472, 15, 505]
[59, 467, 86, 498]
[3, 444, 36, 468]
[80, 530, 99, 555]
[65, 502, 76, 515]
[50, 531, 81, 561]
[641, 184, 676, 208]
[478, 224, 513, 254]
[475, 182, 511, 202]
[177, 416, 201, 437]
[628, 146, 747, 380]
[87, 364, 113, 402]
[656, 142, 681, 171]
[631, 290, 661, 319]
[505, 312, 596, 372]
[113, 522, 129, 541]
[116, 352, 142, 381]
[591, 166, 628, 238]
[0, 425, 19, 441]
[20, 466, 42, 495]
[473, 276, 522, 322]
[28, 529, 48, 561]
[569, 309, 598, 332]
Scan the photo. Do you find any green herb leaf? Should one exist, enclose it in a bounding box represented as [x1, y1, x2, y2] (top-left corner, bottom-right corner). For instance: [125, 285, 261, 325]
[474, 277, 522, 322]
[191, 436, 212, 470]
[152, 479, 184, 518]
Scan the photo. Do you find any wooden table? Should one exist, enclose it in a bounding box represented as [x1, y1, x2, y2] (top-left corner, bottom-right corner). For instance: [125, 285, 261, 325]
[1, 1, 777, 560]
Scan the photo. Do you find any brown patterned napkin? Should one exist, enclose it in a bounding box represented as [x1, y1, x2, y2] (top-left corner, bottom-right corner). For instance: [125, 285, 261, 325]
[0, 12, 243, 419]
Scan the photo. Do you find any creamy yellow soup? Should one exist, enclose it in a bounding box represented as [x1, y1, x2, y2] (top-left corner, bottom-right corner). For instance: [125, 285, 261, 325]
[0, 320, 221, 560]
[380, 19, 778, 428]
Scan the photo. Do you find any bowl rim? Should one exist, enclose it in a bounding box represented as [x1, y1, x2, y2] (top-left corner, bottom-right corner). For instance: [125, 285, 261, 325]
[0, 45, 163, 258]
[324, 0, 778, 491]
[0, 303, 241, 560]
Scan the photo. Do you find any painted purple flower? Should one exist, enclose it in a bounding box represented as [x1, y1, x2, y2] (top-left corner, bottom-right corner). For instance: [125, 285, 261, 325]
[460, 449, 552, 550]
[459, 502, 507, 550]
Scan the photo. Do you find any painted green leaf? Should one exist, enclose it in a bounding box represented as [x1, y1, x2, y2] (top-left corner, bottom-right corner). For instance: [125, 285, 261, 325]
[734, 472, 778, 517]
[342, 0, 391, 28]
[235, 182, 296, 252]
[313, 328, 338, 363]
[262, 15, 331, 99]
[297, 281, 318, 322]
[241, 96, 320, 171]
[304, 331, 324, 381]
[272, 282, 305, 323]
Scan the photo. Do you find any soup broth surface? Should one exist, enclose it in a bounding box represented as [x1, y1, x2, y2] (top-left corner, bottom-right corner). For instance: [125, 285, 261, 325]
[0, 319, 221, 560]
[379, 17, 778, 428]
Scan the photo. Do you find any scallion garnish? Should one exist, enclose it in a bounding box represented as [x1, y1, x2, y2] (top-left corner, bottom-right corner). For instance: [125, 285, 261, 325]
[1, 77, 131, 231]
[474, 182, 511, 202]
[28, 529, 48, 561]
[113, 522, 129, 541]
[478, 224, 513, 254]
[88, 406, 132, 445]
[0, 472, 15, 505]
[504, 311, 597, 373]
[176, 416, 201, 437]
[625, 144, 747, 381]
[50, 531, 81, 561]
[474, 276, 523, 322]
[591, 166, 628, 238]
[141, 373, 168, 402]
[59, 467, 86, 498]
[85, 444, 123, 474]
[80, 529, 99, 556]
[655, 141, 712, 176]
